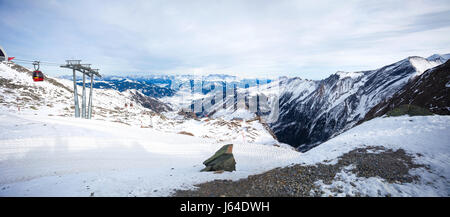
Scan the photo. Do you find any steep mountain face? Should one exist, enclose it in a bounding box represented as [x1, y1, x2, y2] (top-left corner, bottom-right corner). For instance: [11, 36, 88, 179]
[128, 90, 172, 113]
[363, 60, 450, 121]
[185, 76, 317, 122]
[160, 77, 273, 113]
[271, 55, 449, 152]
[427, 54, 450, 63]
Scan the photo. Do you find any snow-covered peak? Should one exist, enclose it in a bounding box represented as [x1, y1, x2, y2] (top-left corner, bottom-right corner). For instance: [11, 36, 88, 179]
[426, 53, 450, 62]
[335, 71, 364, 79]
[408, 56, 442, 75]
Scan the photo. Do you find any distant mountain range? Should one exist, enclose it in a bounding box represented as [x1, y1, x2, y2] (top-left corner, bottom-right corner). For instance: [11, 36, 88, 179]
[59, 74, 272, 98]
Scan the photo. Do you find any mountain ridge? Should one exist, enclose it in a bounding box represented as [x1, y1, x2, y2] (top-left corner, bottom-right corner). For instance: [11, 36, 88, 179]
[362, 59, 450, 122]
[272, 54, 449, 151]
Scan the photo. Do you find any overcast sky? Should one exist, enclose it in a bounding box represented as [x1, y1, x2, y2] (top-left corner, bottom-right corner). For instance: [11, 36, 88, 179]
[1, 0, 450, 79]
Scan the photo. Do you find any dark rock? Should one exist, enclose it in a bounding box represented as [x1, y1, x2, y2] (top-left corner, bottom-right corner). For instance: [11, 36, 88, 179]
[201, 144, 236, 172]
[130, 90, 172, 113]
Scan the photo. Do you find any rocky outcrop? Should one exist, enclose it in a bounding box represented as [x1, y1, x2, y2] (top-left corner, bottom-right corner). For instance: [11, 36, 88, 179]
[130, 90, 172, 113]
[201, 144, 236, 172]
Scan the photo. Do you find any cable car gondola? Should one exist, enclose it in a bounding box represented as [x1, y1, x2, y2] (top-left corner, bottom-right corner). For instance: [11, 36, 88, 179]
[32, 70, 44, 82]
[32, 61, 44, 82]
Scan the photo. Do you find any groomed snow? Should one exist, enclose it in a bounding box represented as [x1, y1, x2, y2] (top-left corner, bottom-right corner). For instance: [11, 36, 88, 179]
[0, 111, 301, 196]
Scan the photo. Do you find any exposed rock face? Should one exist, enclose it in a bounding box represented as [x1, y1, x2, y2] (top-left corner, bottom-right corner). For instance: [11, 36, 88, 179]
[177, 110, 198, 119]
[201, 144, 236, 172]
[129, 90, 172, 113]
[363, 60, 450, 122]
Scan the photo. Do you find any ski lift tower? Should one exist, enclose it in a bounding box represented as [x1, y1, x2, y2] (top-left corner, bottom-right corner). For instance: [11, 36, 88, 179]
[61, 60, 101, 119]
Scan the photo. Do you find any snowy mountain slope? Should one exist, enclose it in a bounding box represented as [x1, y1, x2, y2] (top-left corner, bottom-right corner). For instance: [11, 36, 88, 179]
[178, 76, 317, 124]
[303, 115, 450, 196]
[409, 56, 443, 76]
[1, 109, 448, 196]
[271, 54, 450, 151]
[0, 62, 293, 196]
[1, 59, 448, 197]
[363, 59, 450, 121]
[180, 54, 449, 151]
[0, 62, 281, 146]
[0, 62, 158, 117]
[175, 114, 450, 197]
[128, 89, 172, 113]
[159, 77, 273, 113]
[426, 53, 450, 63]
[0, 112, 300, 196]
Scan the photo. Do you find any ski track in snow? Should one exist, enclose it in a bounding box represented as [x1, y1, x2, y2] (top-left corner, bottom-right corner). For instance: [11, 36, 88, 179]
[0, 112, 302, 196]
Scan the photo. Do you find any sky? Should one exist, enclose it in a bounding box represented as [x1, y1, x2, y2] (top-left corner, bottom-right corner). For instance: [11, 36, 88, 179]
[1, 0, 450, 79]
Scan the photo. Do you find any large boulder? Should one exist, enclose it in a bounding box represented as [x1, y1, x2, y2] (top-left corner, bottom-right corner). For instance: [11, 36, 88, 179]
[201, 144, 236, 172]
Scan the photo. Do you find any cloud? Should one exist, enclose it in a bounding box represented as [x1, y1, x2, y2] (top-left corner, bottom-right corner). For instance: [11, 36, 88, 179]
[1, 0, 449, 79]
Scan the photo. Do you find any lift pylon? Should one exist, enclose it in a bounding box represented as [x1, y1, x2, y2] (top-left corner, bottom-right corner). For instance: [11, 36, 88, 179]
[61, 60, 101, 119]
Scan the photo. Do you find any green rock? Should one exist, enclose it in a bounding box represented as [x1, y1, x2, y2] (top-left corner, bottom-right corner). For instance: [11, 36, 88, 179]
[201, 144, 236, 172]
[386, 104, 433, 117]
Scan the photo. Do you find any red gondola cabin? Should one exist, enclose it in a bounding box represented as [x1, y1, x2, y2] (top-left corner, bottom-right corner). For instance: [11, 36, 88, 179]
[32, 70, 44, 82]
